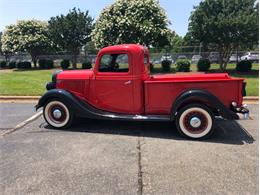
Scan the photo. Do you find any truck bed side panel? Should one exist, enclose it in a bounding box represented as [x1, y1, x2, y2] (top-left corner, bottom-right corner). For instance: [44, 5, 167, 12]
[144, 79, 243, 115]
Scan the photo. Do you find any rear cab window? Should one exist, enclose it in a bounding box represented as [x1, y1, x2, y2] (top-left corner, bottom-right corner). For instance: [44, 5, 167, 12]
[144, 54, 150, 72]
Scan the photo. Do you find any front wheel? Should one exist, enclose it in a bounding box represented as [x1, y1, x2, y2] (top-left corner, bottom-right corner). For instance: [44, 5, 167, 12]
[43, 100, 74, 129]
[175, 104, 215, 139]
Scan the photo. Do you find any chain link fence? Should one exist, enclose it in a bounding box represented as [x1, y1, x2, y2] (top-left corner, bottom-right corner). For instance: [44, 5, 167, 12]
[150, 51, 259, 64]
[0, 50, 258, 67]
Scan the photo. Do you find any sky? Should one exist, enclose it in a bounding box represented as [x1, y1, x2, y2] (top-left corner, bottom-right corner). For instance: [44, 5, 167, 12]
[0, 0, 201, 37]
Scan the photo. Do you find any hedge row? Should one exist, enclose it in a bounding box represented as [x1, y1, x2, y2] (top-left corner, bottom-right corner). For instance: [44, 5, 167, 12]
[0, 61, 32, 69]
[38, 59, 54, 69]
[236, 60, 252, 72]
[157, 59, 252, 73]
[160, 59, 191, 72]
[0, 59, 93, 70]
[0, 59, 252, 72]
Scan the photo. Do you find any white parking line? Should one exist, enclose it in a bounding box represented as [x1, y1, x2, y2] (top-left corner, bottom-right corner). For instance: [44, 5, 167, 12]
[1, 110, 43, 137]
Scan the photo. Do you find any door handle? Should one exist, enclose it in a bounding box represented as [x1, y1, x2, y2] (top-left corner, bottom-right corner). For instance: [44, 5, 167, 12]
[124, 80, 132, 85]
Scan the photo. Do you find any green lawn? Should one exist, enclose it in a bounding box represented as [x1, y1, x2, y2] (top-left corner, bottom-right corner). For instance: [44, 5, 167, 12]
[0, 63, 258, 96]
[0, 69, 56, 95]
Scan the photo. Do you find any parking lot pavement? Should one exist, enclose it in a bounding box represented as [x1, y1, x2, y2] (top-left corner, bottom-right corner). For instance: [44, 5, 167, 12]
[0, 103, 36, 130]
[141, 104, 258, 195]
[0, 117, 139, 194]
[0, 104, 258, 194]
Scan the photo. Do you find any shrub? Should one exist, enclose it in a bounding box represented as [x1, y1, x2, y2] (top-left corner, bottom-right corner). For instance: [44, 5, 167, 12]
[8, 61, 16, 69]
[82, 61, 92, 69]
[39, 59, 54, 69]
[176, 59, 190, 72]
[0, 61, 7, 68]
[161, 59, 171, 72]
[197, 58, 211, 71]
[60, 59, 70, 70]
[236, 60, 252, 72]
[17, 61, 32, 69]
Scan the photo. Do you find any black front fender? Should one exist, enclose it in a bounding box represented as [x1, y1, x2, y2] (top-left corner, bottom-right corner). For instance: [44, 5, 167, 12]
[36, 89, 171, 121]
[35, 89, 89, 117]
[171, 89, 239, 120]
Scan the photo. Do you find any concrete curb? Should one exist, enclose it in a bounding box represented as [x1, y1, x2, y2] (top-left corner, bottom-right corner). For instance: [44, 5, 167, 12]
[243, 96, 259, 100]
[0, 96, 40, 100]
[0, 96, 40, 103]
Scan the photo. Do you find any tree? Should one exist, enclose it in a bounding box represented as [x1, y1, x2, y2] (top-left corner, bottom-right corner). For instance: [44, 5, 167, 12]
[84, 41, 98, 54]
[1, 20, 51, 67]
[92, 0, 171, 49]
[48, 8, 94, 69]
[168, 32, 184, 53]
[188, 0, 258, 71]
[0, 32, 2, 54]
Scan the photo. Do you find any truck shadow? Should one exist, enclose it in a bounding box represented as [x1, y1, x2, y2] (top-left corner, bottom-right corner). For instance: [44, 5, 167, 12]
[43, 118, 255, 145]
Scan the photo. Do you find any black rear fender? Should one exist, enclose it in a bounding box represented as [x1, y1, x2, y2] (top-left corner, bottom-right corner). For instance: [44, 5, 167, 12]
[171, 89, 239, 120]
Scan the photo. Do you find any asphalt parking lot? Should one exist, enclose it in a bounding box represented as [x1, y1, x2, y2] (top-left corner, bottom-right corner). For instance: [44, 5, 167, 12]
[0, 103, 36, 129]
[0, 104, 258, 194]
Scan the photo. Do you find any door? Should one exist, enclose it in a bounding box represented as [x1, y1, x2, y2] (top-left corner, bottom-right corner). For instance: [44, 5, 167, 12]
[93, 53, 134, 114]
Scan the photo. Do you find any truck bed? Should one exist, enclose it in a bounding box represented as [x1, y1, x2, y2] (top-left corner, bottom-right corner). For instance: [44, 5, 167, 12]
[144, 73, 244, 115]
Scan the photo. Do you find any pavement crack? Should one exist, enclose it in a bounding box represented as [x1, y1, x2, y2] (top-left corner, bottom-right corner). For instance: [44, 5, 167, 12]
[137, 136, 143, 195]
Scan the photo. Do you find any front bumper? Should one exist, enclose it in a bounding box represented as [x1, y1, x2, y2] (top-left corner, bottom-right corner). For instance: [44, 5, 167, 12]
[46, 82, 56, 90]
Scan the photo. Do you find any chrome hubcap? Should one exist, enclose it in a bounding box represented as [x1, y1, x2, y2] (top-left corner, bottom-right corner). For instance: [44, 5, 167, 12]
[190, 117, 201, 128]
[53, 109, 62, 119]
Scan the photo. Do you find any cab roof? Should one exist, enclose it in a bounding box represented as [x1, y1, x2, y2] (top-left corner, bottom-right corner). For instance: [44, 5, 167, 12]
[100, 44, 148, 54]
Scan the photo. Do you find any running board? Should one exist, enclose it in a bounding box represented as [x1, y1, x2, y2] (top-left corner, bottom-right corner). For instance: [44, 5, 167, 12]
[76, 97, 171, 121]
[101, 113, 171, 121]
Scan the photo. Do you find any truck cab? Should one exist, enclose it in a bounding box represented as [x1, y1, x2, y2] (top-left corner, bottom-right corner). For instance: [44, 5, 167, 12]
[90, 44, 149, 114]
[37, 44, 249, 139]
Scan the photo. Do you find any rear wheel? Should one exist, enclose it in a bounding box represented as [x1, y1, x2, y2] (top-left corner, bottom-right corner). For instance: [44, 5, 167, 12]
[43, 100, 74, 128]
[175, 104, 215, 139]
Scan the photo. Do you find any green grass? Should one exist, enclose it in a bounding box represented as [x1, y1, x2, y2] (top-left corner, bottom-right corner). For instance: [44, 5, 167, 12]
[231, 73, 259, 96]
[0, 63, 258, 96]
[0, 69, 56, 95]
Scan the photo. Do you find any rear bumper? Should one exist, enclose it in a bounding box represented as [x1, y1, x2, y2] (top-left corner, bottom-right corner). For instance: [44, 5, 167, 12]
[231, 103, 250, 119]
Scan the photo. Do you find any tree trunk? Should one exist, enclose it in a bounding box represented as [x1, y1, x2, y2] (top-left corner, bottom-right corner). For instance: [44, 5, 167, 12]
[72, 53, 77, 69]
[219, 46, 225, 72]
[218, 44, 232, 72]
[223, 61, 228, 71]
[4, 54, 9, 63]
[33, 58, 37, 68]
[30, 52, 37, 68]
[219, 57, 225, 72]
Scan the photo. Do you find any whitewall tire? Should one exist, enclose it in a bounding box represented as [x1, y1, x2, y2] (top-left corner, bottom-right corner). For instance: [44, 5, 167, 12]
[43, 100, 73, 128]
[175, 104, 215, 139]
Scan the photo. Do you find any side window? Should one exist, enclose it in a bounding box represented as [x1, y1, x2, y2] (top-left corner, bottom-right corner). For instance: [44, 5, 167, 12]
[99, 53, 129, 72]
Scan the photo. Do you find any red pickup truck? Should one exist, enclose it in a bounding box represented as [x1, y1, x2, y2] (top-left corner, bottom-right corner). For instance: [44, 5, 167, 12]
[36, 44, 249, 139]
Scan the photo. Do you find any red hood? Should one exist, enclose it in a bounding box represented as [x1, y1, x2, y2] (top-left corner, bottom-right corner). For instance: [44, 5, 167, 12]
[57, 69, 94, 80]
